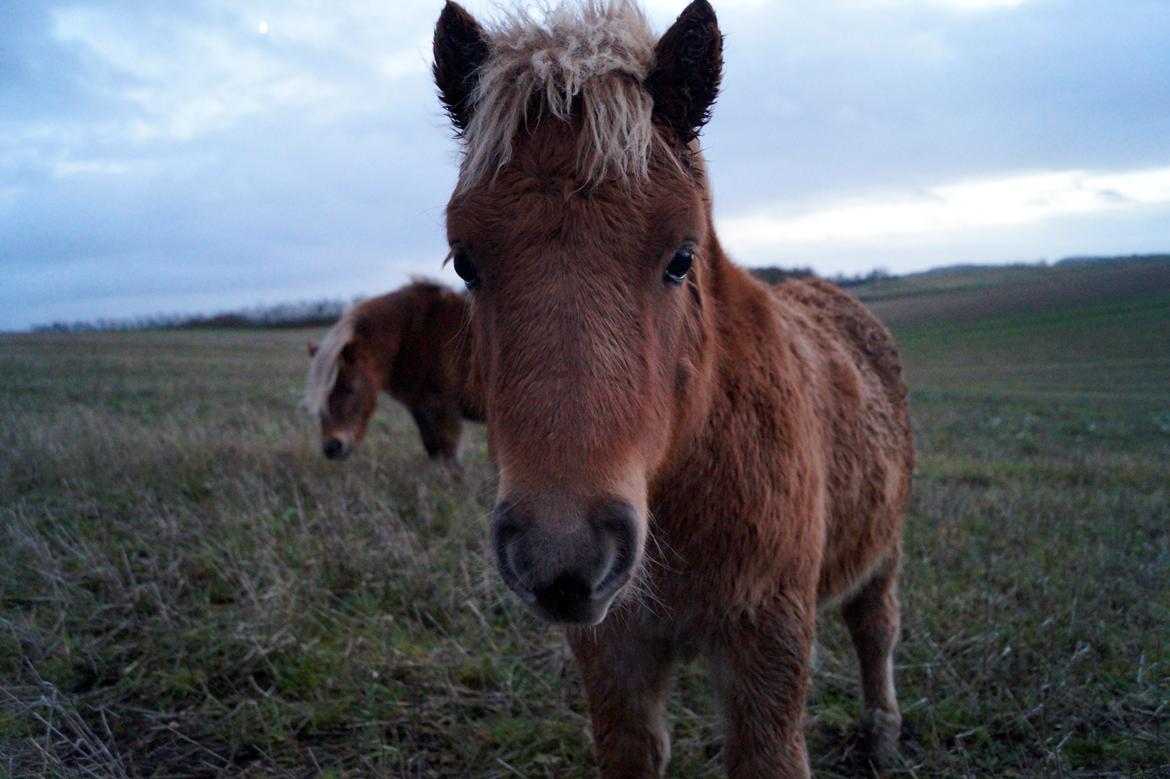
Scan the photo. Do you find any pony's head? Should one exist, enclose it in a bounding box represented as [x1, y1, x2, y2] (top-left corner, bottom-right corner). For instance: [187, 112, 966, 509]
[303, 306, 381, 459]
[435, 0, 722, 624]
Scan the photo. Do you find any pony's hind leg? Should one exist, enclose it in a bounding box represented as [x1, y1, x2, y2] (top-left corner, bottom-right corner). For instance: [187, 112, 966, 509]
[840, 554, 902, 772]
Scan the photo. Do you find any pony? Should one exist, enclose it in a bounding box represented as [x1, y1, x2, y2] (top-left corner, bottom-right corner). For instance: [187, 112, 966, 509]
[303, 280, 482, 460]
[432, 1, 914, 776]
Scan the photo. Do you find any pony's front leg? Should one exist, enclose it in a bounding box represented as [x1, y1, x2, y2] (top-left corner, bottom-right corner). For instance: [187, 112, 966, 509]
[569, 622, 675, 779]
[711, 598, 816, 779]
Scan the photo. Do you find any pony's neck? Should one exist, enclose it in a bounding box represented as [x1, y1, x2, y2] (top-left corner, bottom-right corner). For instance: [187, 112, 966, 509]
[656, 225, 729, 457]
[686, 224, 771, 434]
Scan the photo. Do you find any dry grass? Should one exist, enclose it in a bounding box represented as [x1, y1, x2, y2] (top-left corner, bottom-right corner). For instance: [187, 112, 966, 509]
[1, 278, 1168, 777]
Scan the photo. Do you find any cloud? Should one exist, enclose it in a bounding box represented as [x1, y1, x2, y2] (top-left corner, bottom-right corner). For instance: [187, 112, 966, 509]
[719, 165, 1170, 252]
[47, 3, 433, 142]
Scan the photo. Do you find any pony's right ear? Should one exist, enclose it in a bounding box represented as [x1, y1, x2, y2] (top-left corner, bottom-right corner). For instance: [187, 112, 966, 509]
[307, 340, 318, 357]
[647, 0, 723, 144]
[433, 1, 490, 134]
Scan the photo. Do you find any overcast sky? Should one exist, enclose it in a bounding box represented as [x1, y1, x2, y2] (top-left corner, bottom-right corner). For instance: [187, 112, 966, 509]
[2, 0, 1168, 330]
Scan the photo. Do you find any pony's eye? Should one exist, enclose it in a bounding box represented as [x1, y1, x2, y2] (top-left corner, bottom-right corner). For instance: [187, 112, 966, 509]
[452, 248, 480, 289]
[664, 247, 694, 285]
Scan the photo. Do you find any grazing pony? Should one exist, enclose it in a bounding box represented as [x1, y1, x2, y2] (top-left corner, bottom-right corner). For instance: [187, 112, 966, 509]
[432, 0, 914, 776]
[303, 280, 482, 460]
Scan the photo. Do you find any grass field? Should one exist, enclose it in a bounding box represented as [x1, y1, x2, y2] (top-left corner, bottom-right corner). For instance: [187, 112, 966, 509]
[2, 259, 1168, 777]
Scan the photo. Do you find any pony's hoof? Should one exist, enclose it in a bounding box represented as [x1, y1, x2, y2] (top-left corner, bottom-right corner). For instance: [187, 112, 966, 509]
[858, 707, 901, 773]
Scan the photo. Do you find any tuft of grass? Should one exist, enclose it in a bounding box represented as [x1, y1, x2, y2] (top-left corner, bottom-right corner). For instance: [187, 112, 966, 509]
[2, 280, 1169, 777]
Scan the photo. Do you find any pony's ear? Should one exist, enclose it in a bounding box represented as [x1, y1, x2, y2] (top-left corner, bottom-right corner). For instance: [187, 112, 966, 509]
[307, 340, 318, 358]
[340, 342, 356, 365]
[433, 1, 490, 134]
[646, 0, 723, 144]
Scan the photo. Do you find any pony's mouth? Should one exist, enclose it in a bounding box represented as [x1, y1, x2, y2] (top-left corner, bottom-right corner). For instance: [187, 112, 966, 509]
[523, 570, 629, 626]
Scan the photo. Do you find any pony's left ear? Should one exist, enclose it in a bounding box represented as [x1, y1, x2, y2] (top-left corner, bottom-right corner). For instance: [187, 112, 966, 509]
[647, 0, 723, 143]
[433, 1, 490, 134]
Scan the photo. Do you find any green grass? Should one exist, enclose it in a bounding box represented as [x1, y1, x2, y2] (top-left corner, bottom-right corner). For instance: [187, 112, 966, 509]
[2, 277, 1169, 776]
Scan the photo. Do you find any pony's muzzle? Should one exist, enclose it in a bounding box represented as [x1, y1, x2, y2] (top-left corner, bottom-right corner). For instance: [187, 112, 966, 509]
[492, 498, 639, 625]
[322, 436, 349, 460]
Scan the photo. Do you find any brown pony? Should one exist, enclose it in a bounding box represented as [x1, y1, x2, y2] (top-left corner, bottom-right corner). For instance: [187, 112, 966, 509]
[432, 1, 914, 776]
[303, 280, 482, 460]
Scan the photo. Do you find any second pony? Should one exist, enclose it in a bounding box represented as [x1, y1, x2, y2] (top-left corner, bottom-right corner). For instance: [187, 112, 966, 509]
[304, 280, 482, 460]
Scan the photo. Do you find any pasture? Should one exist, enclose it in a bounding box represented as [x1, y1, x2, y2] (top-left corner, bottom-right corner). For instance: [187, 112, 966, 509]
[2, 259, 1168, 777]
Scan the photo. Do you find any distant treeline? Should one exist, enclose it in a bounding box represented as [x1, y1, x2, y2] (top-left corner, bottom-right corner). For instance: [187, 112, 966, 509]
[30, 254, 1168, 333]
[22, 268, 930, 332]
[35, 271, 894, 333]
[34, 299, 352, 333]
[750, 253, 1170, 287]
[749, 266, 892, 287]
[1056, 253, 1170, 266]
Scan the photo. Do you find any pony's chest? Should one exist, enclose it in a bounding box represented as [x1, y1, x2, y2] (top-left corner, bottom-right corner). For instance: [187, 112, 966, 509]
[647, 440, 828, 608]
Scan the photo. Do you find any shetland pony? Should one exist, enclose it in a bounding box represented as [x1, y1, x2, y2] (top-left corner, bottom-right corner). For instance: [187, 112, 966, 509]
[304, 280, 482, 460]
[432, 1, 914, 776]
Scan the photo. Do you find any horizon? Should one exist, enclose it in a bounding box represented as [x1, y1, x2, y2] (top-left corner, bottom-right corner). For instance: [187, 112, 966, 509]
[3, 0, 1169, 330]
[18, 252, 1167, 333]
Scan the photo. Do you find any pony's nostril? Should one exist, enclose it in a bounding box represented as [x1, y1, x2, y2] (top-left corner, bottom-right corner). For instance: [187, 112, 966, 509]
[322, 438, 344, 459]
[492, 505, 526, 547]
[491, 505, 536, 602]
[591, 499, 638, 597]
[499, 541, 537, 604]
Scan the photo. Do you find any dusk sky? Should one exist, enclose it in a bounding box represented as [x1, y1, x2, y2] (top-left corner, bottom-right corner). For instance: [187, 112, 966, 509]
[2, 0, 1168, 330]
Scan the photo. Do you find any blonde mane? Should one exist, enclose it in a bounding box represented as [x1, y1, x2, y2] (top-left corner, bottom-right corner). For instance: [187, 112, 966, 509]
[303, 303, 360, 415]
[459, 0, 661, 189]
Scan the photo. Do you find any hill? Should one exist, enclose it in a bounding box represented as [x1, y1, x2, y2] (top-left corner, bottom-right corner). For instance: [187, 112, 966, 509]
[854, 255, 1170, 406]
[855, 254, 1170, 328]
